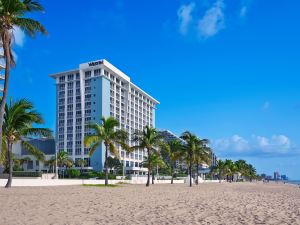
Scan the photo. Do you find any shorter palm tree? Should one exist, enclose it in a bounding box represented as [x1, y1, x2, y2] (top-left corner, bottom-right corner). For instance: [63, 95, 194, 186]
[141, 153, 165, 184]
[132, 126, 162, 187]
[224, 159, 235, 182]
[3, 99, 52, 188]
[194, 139, 211, 185]
[19, 157, 31, 170]
[160, 139, 183, 184]
[84, 116, 130, 186]
[56, 151, 73, 168]
[212, 159, 226, 183]
[76, 158, 86, 172]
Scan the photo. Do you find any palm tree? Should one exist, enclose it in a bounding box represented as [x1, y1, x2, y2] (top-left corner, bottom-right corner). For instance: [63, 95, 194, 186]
[160, 139, 183, 184]
[55, 151, 73, 168]
[194, 141, 211, 185]
[245, 163, 256, 182]
[0, 0, 47, 160]
[235, 159, 248, 181]
[76, 158, 86, 172]
[211, 159, 226, 183]
[141, 152, 165, 184]
[84, 116, 130, 186]
[3, 99, 52, 188]
[19, 156, 31, 170]
[180, 131, 200, 187]
[132, 125, 162, 187]
[224, 159, 235, 182]
[105, 156, 122, 174]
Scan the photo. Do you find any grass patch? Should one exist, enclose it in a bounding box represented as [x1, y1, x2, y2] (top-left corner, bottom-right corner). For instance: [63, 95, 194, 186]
[82, 184, 118, 188]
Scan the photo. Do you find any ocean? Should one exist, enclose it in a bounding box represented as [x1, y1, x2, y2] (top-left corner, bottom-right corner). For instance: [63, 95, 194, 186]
[286, 180, 300, 185]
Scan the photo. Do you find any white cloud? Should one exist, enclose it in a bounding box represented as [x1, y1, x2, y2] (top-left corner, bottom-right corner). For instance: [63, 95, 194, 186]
[176, 0, 254, 39]
[12, 26, 25, 47]
[177, 2, 196, 35]
[213, 134, 296, 157]
[214, 134, 249, 152]
[197, 0, 225, 39]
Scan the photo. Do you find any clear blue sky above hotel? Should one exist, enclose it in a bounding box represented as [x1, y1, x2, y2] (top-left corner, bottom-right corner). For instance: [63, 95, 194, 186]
[8, 0, 300, 179]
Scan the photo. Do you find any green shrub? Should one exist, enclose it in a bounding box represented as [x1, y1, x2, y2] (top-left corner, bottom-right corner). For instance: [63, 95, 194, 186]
[12, 171, 42, 177]
[68, 169, 80, 178]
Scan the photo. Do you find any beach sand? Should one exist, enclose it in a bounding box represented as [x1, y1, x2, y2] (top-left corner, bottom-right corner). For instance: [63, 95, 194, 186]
[0, 182, 299, 225]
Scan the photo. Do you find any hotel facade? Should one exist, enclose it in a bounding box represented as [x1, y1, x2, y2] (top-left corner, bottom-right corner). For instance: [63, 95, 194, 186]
[50, 60, 159, 173]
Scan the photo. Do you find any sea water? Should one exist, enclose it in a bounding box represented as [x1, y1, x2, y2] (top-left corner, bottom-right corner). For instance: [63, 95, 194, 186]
[286, 180, 300, 185]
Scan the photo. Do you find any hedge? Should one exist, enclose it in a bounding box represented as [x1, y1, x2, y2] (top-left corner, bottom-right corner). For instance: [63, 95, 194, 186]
[12, 171, 42, 177]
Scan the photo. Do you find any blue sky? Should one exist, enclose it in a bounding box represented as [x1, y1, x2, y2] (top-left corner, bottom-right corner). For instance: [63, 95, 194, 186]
[8, 0, 300, 179]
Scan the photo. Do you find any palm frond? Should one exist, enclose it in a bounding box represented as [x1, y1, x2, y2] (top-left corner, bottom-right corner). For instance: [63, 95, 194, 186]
[13, 17, 47, 36]
[22, 141, 45, 161]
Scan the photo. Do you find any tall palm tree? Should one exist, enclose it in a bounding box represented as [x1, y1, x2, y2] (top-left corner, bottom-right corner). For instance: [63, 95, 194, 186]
[132, 125, 162, 187]
[3, 99, 52, 188]
[160, 139, 183, 184]
[84, 116, 130, 186]
[194, 141, 211, 185]
[180, 131, 200, 187]
[0, 0, 47, 160]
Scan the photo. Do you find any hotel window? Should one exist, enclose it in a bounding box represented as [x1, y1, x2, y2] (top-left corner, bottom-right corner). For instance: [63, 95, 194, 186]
[67, 97, 73, 104]
[76, 111, 82, 117]
[59, 84, 65, 90]
[67, 134, 73, 141]
[59, 76, 65, 82]
[85, 79, 91, 86]
[59, 91, 65, 98]
[126, 161, 129, 167]
[67, 74, 74, 81]
[135, 162, 138, 167]
[94, 69, 101, 76]
[85, 71, 91, 78]
[67, 149, 72, 155]
[104, 70, 109, 76]
[75, 148, 81, 155]
[76, 73, 80, 80]
[84, 148, 89, 155]
[67, 90, 73, 96]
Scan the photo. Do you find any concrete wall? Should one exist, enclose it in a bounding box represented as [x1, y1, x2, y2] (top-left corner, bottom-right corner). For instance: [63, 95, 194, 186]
[0, 178, 187, 187]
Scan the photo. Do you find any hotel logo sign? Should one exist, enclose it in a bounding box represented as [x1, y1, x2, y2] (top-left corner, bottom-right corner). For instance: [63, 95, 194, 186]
[88, 60, 103, 67]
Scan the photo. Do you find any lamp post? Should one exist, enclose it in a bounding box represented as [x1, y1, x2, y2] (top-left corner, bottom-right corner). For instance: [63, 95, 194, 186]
[55, 142, 58, 179]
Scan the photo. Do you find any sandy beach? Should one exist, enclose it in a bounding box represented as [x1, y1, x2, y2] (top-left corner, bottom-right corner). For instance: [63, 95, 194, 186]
[0, 182, 299, 225]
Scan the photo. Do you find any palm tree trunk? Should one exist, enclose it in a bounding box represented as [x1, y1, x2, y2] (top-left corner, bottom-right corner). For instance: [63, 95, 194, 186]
[5, 142, 12, 188]
[189, 155, 192, 187]
[105, 143, 108, 186]
[146, 149, 150, 187]
[171, 166, 174, 184]
[196, 162, 199, 185]
[0, 30, 12, 160]
[152, 169, 154, 184]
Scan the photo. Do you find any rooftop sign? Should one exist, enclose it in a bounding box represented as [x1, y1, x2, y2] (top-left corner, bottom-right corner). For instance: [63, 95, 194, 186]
[88, 60, 103, 67]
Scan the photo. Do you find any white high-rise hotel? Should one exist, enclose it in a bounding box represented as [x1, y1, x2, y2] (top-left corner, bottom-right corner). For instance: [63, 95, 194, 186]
[50, 59, 159, 174]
